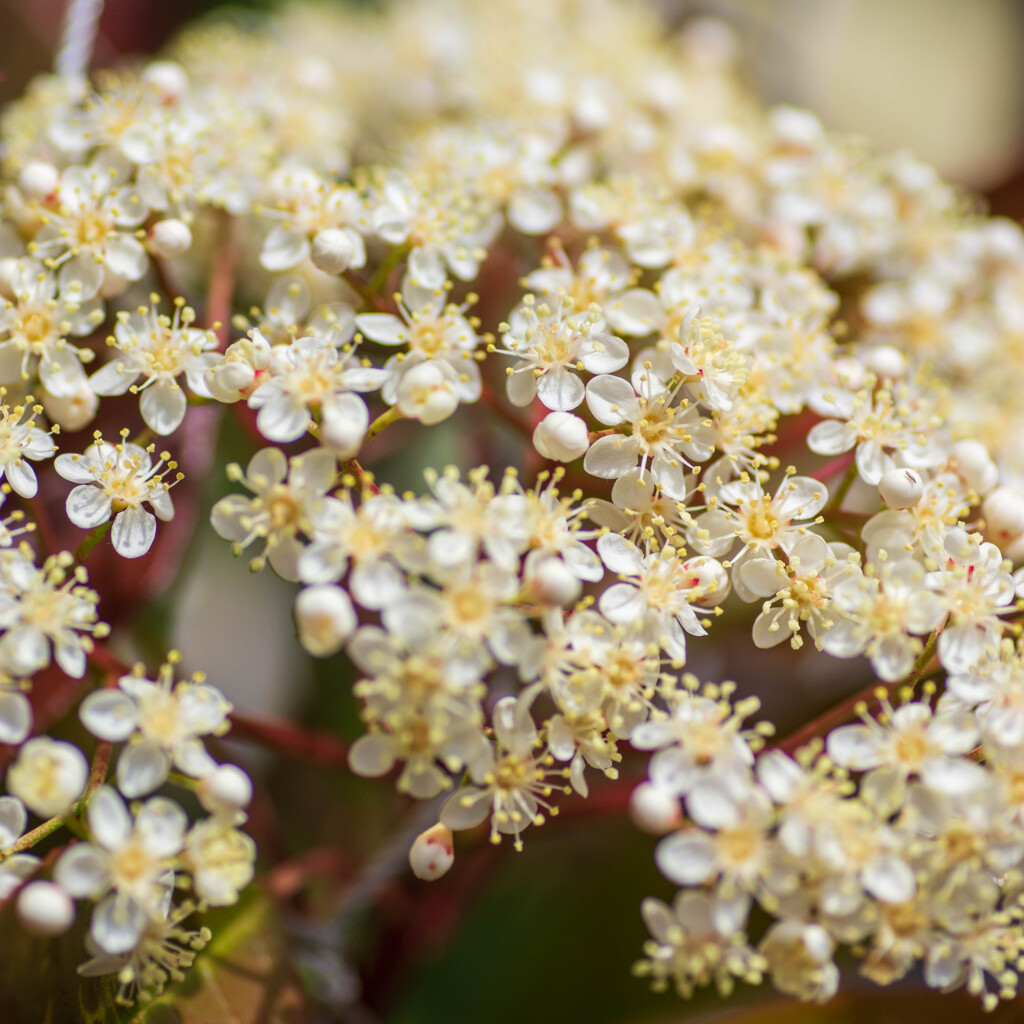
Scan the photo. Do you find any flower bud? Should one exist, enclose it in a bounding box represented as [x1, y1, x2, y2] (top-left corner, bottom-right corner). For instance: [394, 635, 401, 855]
[409, 823, 454, 880]
[629, 782, 681, 834]
[878, 467, 924, 509]
[950, 440, 998, 496]
[42, 384, 98, 432]
[198, 764, 254, 815]
[18, 161, 59, 202]
[142, 60, 189, 103]
[8, 738, 87, 819]
[0, 258, 20, 300]
[533, 411, 589, 462]
[295, 585, 356, 657]
[17, 881, 74, 936]
[311, 229, 356, 275]
[526, 558, 581, 607]
[148, 218, 193, 259]
[396, 361, 459, 425]
[683, 556, 730, 607]
[983, 486, 1024, 547]
[862, 345, 907, 381]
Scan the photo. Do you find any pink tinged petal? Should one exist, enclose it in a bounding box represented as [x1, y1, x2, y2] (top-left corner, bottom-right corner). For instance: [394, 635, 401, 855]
[826, 724, 881, 771]
[862, 855, 916, 904]
[348, 733, 395, 777]
[921, 756, 987, 795]
[66, 485, 113, 529]
[655, 830, 717, 885]
[806, 419, 854, 457]
[596, 532, 645, 575]
[0, 691, 30, 744]
[91, 893, 148, 955]
[584, 434, 640, 478]
[116, 741, 169, 798]
[354, 313, 408, 346]
[111, 506, 157, 559]
[136, 798, 187, 858]
[54, 843, 109, 898]
[585, 374, 638, 425]
[536, 366, 585, 411]
[88, 787, 131, 850]
[439, 787, 493, 830]
[140, 379, 186, 435]
[4, 459, 37, 499]
[80, 689, 138, 742]
[260, 225, 311, 271]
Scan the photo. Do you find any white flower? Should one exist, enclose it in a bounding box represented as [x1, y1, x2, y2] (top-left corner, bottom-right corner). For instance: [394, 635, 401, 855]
[0, 548, 107, 679]
[0, 394, 57, 498]
[55, 787, 185, 954]
[496, 295, 628, 411]
[7, 736, 88, 818]
[395, 358, 462, 424]
[0, 258, 101, 397]
[211, 446, 336, 581]
[183, 818, 255, 906]
[55, 438, 180, 559]
[598, 534, 727, 662]
[583, 372, 715, 495]
[760, 920, 839, 1003]
[89, 299, 218, 435]
[669, 307, 751, 411]
[294, 584, 356, 657]
[80, 657, 231, 797]
[533, 411, 590, 462]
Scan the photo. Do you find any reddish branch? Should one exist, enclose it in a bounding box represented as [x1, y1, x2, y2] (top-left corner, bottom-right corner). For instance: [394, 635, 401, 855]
[227, 711, 350, 768]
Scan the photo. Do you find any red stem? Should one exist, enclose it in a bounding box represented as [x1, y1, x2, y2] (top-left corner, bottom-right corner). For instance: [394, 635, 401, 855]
[228, 710, 350, 768]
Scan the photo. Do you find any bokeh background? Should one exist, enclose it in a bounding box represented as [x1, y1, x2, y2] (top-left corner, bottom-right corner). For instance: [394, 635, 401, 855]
[4, 2, 1024, 1022]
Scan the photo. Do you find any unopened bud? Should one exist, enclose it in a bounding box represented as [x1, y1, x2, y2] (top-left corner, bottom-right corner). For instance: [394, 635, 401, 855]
[17, 881, 74, 936]
[148, 218, 192, 259]
[295, 585, 356, 657]
[862, 345, 907, 381]
[409, 822, 454, 880]
[18, 161, 59, 202]
[142, 61, 189, 103]
[533, 411, 589, 462]
[878, 467, 924, 509]
[983, 486, 1024, 547]
[527, 558, 581, 606]
[950, 440, 998, 496]
[42, 384, 98, 432]
[629, 782, 681, 834]
[198, 764, 253, 815]
[311, 229, 356, 275]
[396, 361, 459, 425]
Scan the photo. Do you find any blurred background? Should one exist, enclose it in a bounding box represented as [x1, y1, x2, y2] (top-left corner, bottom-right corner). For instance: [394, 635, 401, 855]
[4, 2, 1024, 1022]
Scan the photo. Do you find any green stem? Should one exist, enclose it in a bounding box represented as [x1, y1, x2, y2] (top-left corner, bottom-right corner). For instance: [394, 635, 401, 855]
[74, 520, 112, 563]
[368, 242, 410, 296]
[823, 457, 858, 516]
[364, 406, 403, 442]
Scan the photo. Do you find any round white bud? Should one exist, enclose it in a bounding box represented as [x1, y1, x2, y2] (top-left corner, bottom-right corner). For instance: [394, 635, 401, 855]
[18, 162, 59, 202]
[983, 486, 1024, 547]
[409, 823, 454, 881]
[396, 361, 459, 425]
[629, 782, 681, 834]
[862, 345, 907, 381]
[684, 555, 730, 607]
[8, 738, 88, 819]
[527, 558, 581, 607]
[42, 384, 98, 432]
[950, 440, 998, 496]
[533, 411, 589, 462]
[311, 229, 356, 275]
[295, 585, 356, 657]
[148, 218, 192, 259]
[142, 60, 189, 103]
[198, 765, 254, 815]
[17, 881, 74, 936]
[878, 467, 924, 509]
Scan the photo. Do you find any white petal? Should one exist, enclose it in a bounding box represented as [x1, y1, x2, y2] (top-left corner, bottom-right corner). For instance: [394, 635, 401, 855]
[655, 830, 716, 884]
[862, 855, 916, 904]
[116, 741, 169, 797]
[66, 485, 112, 529]
[111, 506, 157, 559]
[140, 379, 187, 435]
[54, 843, 109, 898]
[88, 787, 132, 850]
[80, 689, 138, 742]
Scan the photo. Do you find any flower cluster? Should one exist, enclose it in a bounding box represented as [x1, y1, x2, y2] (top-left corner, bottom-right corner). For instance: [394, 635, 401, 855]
[2, 0, 1024, 1012]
